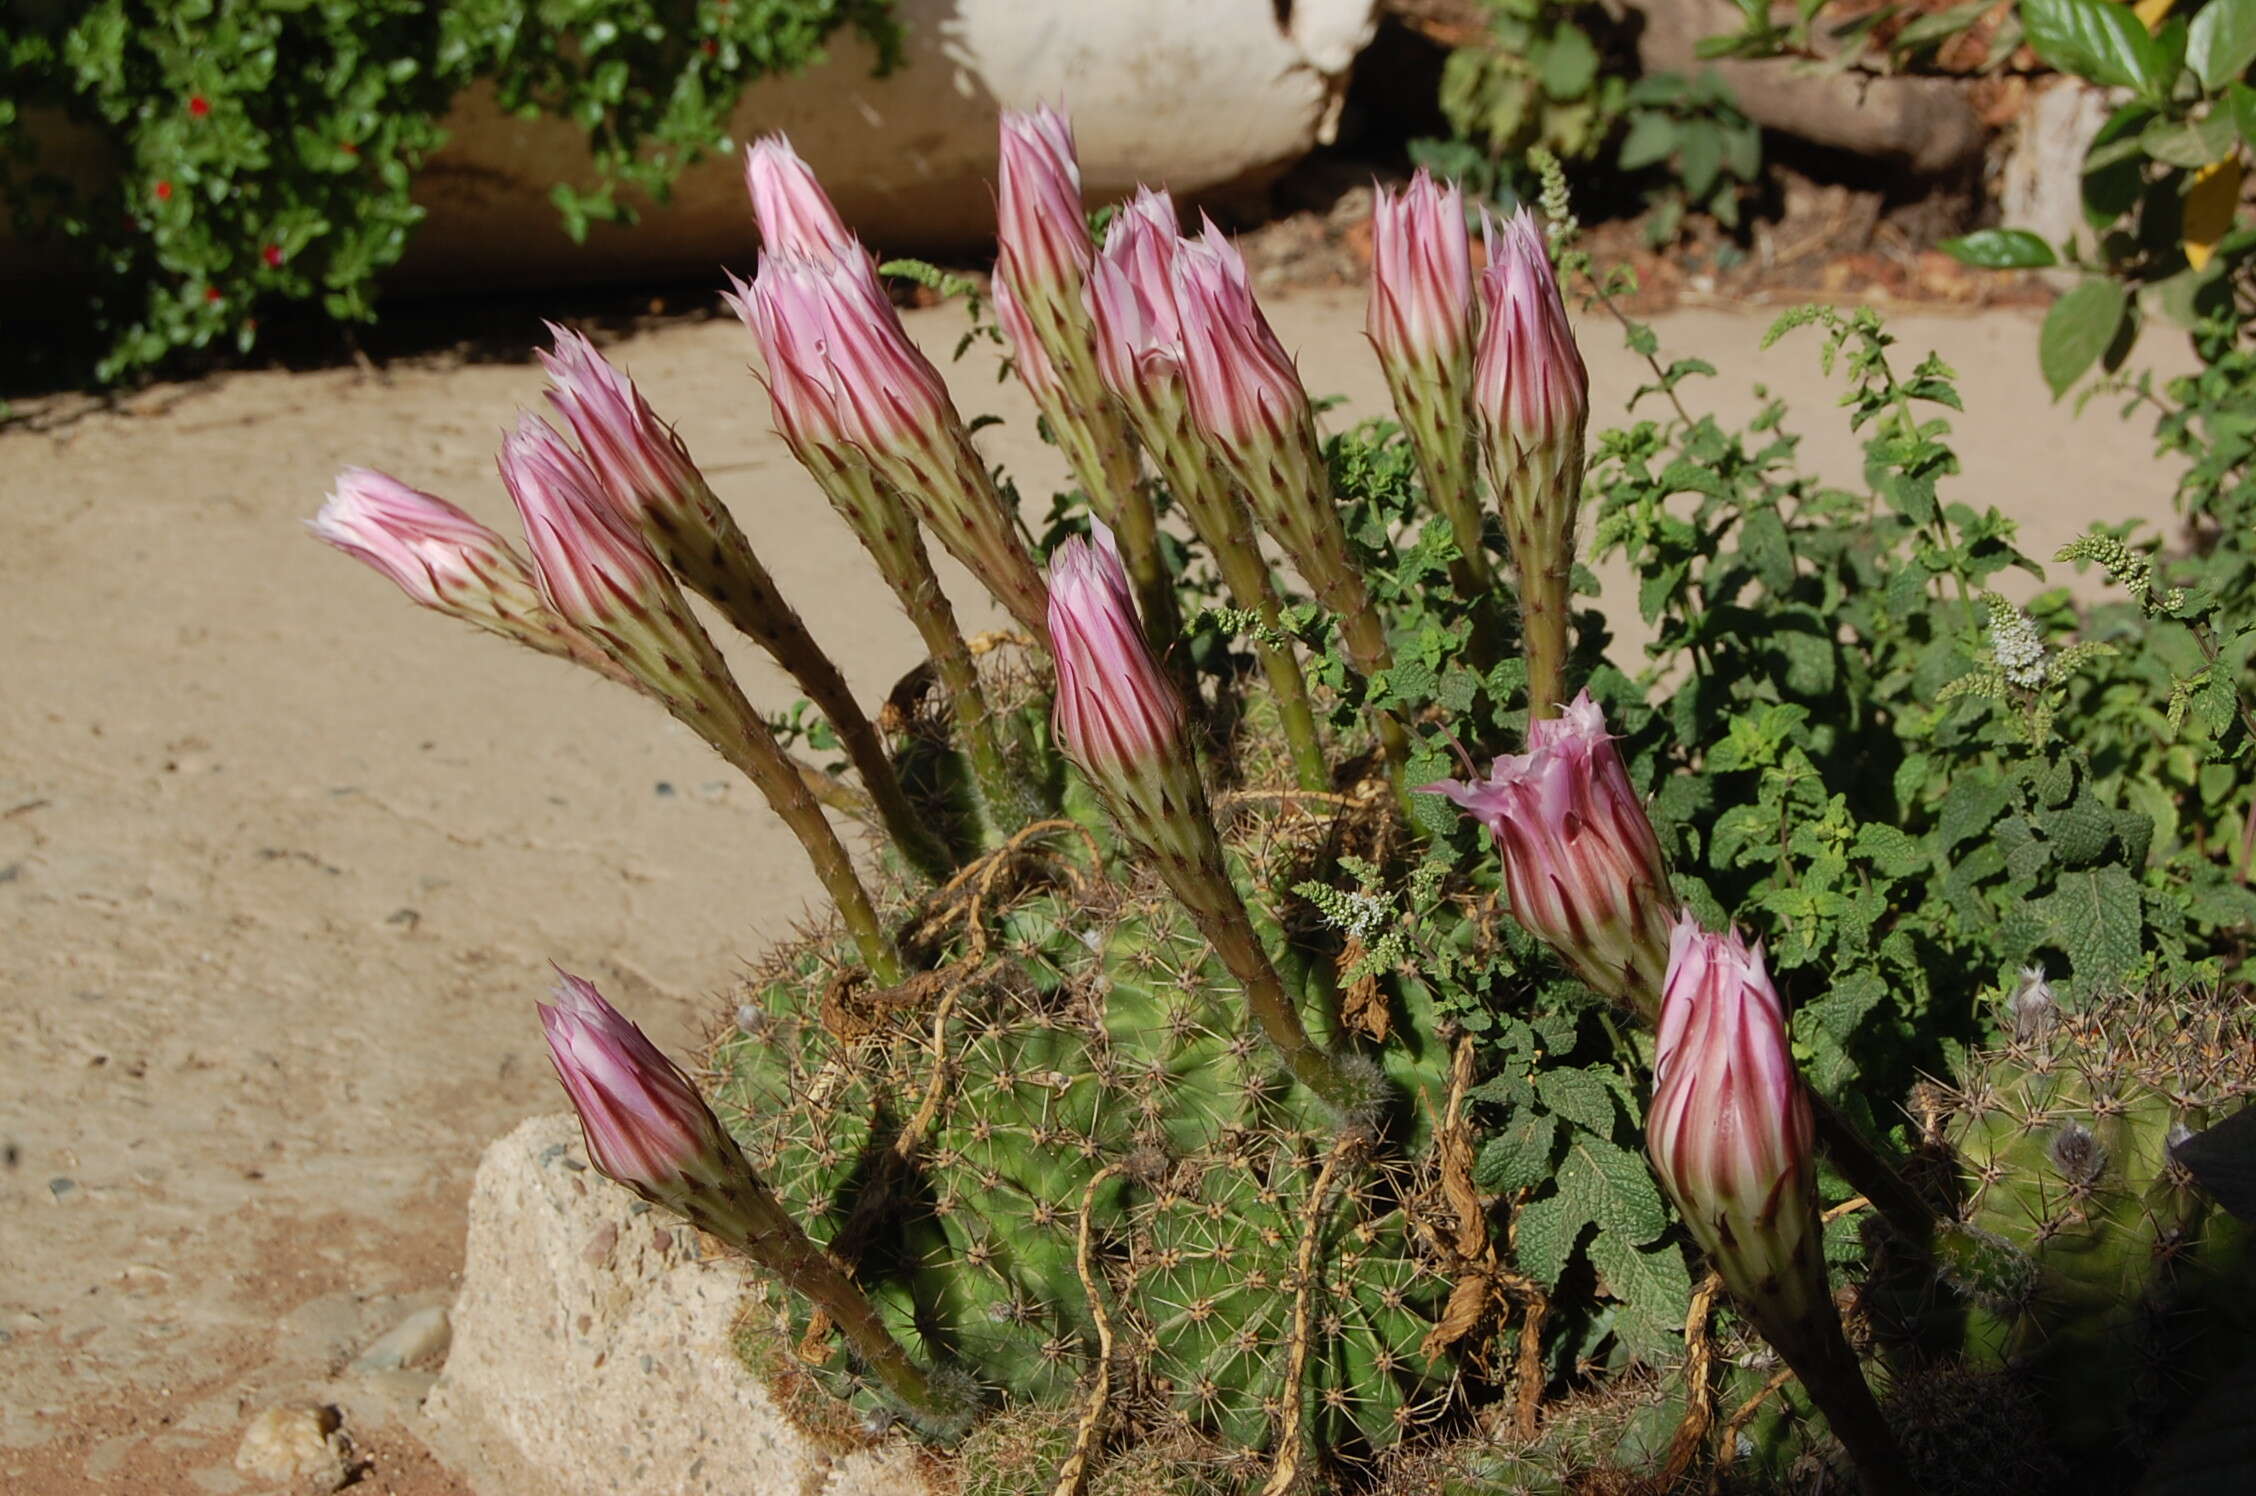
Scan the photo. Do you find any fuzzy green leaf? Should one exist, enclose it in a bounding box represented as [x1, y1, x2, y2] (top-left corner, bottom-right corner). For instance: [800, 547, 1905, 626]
[1536, 1068, 1620, 1137]
[1477, 1111, 1560, 1194]
[1511, 1190, 1585, 1288]
[1587, 1228, 1694, 1364]
[2036, 865, 2144, 990]
[2039, 278, 2130, 398]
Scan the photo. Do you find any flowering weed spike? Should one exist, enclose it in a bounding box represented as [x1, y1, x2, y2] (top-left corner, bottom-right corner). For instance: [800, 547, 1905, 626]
[993, 107, 1174, 653]
[1647, 919, 1913, 1495]
[730, 253, 1050, 643]
[1048, 530, 1359, 1116]
[1368, 170, 1492, 597]
[1172, 219, 1406, 768]
[499, 416, 902, 983]
[1419, 690, 1674, 1016]
[1087, 191, 1328, 791]
[539, 971, 962, 1432]
[539, 327, 953, 879]
[1474, 208, 1589, 718]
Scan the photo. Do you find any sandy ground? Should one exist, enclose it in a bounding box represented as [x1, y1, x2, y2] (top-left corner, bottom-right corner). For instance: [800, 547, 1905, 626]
[0, 289, 2182, 1492]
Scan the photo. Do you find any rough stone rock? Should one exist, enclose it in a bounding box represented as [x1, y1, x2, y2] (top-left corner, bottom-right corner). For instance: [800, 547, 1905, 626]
[421, 1114, 929, 1496]
[234, 1403, 354, 1492]
[352, 1305, 453, 1375]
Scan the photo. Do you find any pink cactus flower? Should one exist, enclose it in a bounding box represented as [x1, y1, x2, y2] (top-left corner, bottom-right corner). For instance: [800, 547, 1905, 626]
[1087, 188, 1185, 400]
[1047, 527, 1185, 777]
[537, 326, 706, 528]
[1367, 169, 1475, 375]
[995, 105, 1092, 302]
[311, 467, 529, 612]
[742, 134, 854, 262]
[1473, 208, 1587, 457]
[728, 253, 955, 468]
[496, 414, 673, 634]
[1647, 914, 1822, 1319]
[1419, 690, 1675, 1013]
[539, 969, 739, 1194]
[1171, 220, 1309, 452]
[992, 274, 1064, 401]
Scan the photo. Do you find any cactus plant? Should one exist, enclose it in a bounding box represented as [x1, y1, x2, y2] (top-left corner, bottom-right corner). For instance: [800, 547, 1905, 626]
[1900, 976, 2256, 1462]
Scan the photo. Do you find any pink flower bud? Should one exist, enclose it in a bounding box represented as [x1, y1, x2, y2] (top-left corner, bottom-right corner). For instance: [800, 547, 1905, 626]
[995, 105, 1091, 302]
[992, 274, 1063, 401]
[1172, 220, 1309, 453]
[1419, 690, 1675, 1012]
[496, 414, 675, 634]
[728, 253, 955, 470]
[1047, 527, 1186, 776]
[1367, 169, 1474, 374]
[1087, 187, 1184, 400]
[742, 133, 854, 262]
[311, 467, 528, 613]
[1473, 208, 1587, 455]
[539, 969, 739, 1195]
[537, 325, 706, 531]
[1647, 916, 1819, 1315]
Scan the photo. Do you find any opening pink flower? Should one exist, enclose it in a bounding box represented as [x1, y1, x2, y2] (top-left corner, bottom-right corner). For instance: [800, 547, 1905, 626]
[540, 970, 736, 1194]
[496, 414, 677, 636]
[742, 134, 855, 262]
[1171, 220, 1307, 452]
[1420, 690, 1675, 1012]
[1474, 208, 1587, 457]
[1368, 169, 1474, 374]
[1087, 187, 1184, 401]
[311, 468, 525, 611]
[1047, 527, 1185, 777]
[995, 105, 1092, 302]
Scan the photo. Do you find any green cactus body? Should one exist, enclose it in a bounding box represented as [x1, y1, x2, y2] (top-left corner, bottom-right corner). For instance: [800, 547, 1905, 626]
[1928, 986, 2256, 1457]
[709, 867, 1460, 1463]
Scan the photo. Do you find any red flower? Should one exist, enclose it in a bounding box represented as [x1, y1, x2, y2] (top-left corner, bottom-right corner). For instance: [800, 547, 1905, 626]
[204, 286, 223, 303]
[154, 180, 173, 202]
[700, 38, 717, 57]
[263, 244, 284, 268]
[340, 141, 359, 157]
[188, 96, 210, 118]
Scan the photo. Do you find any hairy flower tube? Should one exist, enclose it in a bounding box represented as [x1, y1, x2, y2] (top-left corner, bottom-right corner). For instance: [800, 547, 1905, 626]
[1368, 169, 1492, 596]
[310, 467, 626, 680]
[1049, 530, 1361, 1115]
[540, 326, 953, 879]
[1086, 190, 1328, 791]
[1420, 690, 1674, 1016]
[499, 415, 902, 983]
[1647, 920, 1913, 1495]
[1171, 220, 1404, 767]
[729, 253, 1050, 643]
[1474, 208, 1589, 718]
[993, 107, 1173, 650]
[539, 970, 964, 1431]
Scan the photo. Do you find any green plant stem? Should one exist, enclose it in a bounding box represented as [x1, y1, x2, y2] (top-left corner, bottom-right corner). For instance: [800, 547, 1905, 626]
[1808, 1093, 1934, 1246]
[1147, 417, 1330, 791]
[706, 1173, 953, 1430]
[682, 554, 955, 881]
[1763, 1304, 1917, 1496]
[712, 711, 904, 986]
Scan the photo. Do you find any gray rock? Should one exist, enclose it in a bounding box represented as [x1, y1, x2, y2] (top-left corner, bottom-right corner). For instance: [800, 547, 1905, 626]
[420, 1114, 929, 1496]
[352, 1304, 452, 1374]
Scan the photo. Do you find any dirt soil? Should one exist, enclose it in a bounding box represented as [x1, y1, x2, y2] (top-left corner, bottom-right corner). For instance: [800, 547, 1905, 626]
[0, 287, 2184, 1492]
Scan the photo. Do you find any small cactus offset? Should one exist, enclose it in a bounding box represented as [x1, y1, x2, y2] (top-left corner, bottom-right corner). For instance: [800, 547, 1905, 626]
[311, 97, 2256, 1496]
[1902, 973, 2256, 1462]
